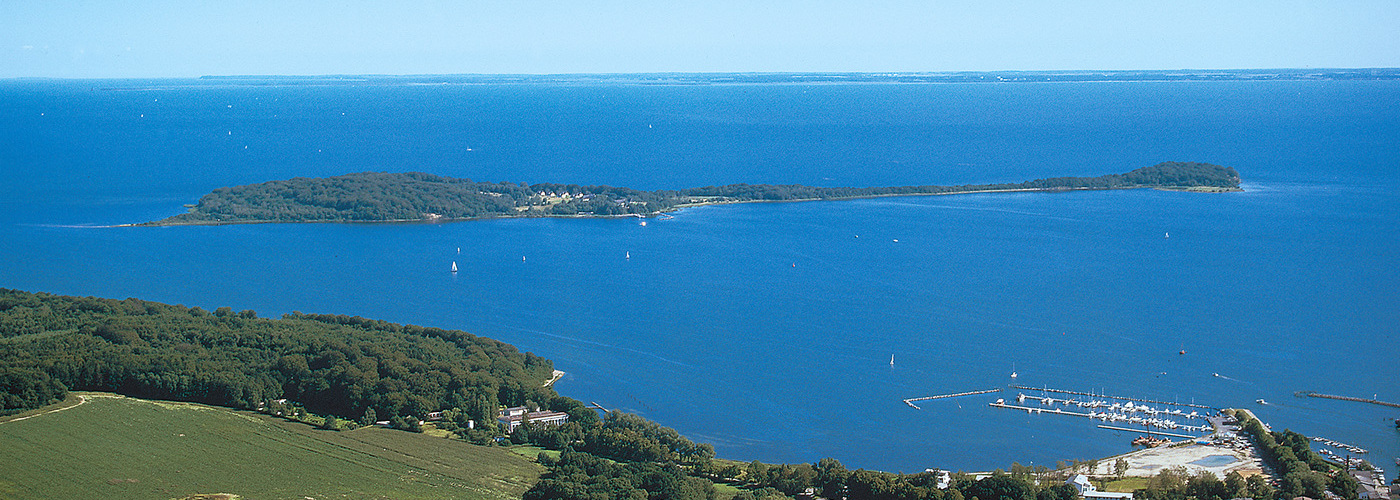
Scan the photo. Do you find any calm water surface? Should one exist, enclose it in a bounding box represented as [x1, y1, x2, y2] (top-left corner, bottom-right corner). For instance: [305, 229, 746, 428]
[1, 79, 1396, 473]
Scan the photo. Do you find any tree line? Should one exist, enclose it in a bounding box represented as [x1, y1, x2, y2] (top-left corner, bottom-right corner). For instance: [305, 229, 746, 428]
[1231, 410, 1358, 500]
[514, 411, 1093, 500]
[145, 162, 1240, 225]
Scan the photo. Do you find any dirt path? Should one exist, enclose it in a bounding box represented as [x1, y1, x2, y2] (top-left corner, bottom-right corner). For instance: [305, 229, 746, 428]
[0, 394, 90, 425]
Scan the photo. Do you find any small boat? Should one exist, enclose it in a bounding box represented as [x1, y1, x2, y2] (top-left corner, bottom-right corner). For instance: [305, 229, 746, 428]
[1256, 399, 1267, 405]
[1165, 232, 1169, 238]
[625, 251, 630, 259]
[451, 261, 458, 273]
[889, 354, 894, 366]
[1010, 371, 1017, 379]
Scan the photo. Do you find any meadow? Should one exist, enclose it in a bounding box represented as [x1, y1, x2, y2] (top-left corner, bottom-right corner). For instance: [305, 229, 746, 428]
[0, 393, 542, 500]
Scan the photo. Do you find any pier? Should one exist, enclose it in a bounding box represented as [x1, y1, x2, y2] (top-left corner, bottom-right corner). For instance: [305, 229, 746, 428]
[903, 388, 1002, 410]
[990, 401, 1094, 416]
[1297, 391, 1400, 409]
[1016, 393, 1209, 420]
[588, 401, 610, 412]
[1096, 425, 1196, 439]
[989, 401, 1211, 433]
[1010, 384, 1217, 411]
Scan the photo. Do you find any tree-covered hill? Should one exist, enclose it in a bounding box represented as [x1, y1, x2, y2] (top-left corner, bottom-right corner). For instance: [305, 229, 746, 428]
[143, 162, 1239, 225]
[0, 288, 556, 422]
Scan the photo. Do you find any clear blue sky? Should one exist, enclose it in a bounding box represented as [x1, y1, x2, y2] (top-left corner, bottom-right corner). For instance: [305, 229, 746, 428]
[5, 0, 1399, 78]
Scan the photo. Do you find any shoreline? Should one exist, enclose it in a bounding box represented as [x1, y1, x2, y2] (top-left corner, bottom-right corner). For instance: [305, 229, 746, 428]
[127, 184, 1241, 228]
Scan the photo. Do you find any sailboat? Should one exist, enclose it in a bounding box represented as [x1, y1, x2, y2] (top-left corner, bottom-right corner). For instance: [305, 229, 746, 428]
[890, 354, 895, 366]
[625, 251, 630, 259]
[451, 261, 458, 273]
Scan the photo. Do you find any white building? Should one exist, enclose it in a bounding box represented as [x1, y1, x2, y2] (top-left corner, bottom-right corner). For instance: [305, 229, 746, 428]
[498, 407, 569, 433]
[1067, 474, 1134, 500]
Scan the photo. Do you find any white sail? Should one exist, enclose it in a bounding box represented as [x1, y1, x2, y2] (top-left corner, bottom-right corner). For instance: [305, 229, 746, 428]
[451, 261, 458, 273]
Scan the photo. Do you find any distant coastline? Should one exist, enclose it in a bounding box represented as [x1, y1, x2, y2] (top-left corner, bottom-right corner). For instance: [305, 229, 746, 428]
[187, 68, 1400, 86]
[135, 162, 1241, 227]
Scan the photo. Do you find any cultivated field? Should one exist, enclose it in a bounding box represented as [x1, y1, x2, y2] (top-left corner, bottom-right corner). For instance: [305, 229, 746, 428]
[0, 393, 541, 500]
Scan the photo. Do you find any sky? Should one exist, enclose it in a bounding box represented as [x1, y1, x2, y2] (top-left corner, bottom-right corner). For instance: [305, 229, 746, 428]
[4, 0, 1399, 78]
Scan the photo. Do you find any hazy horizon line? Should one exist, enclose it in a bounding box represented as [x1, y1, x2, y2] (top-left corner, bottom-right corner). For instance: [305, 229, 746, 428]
[5, 67, 1400, 82]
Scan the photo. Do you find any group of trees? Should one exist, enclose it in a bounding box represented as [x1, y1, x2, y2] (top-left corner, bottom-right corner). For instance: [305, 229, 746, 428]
[0, 367, 67, 415]
[1233, 410, 1358, 500]
[148, 163, 1241, 225]
[0, 288, 556, 423]
[526, 448, 715, 500]
[1136, 467, 1276, 500]
[515, 411, 1105, 500]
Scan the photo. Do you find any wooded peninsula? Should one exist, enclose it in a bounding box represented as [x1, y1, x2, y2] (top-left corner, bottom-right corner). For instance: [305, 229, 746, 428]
[140, 162, 1240, 226]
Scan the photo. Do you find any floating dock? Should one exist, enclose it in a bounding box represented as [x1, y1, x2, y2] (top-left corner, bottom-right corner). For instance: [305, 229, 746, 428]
[903, 388, 1002, 410]
[1017, 393, 1209, 420]
[989, 401, 1211, 433]
[1010, 384, 1217, 411]
[1096, 425, 1196, 439]
[991, 401, 1093, 417]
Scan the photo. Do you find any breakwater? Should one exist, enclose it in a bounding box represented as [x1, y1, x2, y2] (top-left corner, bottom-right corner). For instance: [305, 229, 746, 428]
[1298, 391, 1400, 409]
[1010, 384, 1217, 410]
[903, 388, 1002, 410]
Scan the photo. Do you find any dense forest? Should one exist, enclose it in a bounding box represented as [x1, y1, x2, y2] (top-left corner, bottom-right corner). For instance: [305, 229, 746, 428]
[144, 162, 1240, 225]
[0, 288, 558, 424]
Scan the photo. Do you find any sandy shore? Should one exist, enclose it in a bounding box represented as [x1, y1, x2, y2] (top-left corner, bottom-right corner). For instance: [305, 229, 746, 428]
[543, 370, 565, 388]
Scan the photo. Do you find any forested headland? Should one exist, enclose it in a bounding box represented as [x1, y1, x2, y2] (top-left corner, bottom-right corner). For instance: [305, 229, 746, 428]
[0, 288, 558, 425]
[141, 162, 1240, 225]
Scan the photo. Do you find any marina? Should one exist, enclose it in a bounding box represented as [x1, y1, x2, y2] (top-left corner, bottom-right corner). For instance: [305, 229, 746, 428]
[1010, 384, 1218, 411]
[989, 399, 1213, 434]
[1313, 436, 1369, 454]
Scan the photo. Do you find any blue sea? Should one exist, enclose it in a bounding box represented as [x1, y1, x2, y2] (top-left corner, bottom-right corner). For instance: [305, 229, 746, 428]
[1, 78, 1396, 474]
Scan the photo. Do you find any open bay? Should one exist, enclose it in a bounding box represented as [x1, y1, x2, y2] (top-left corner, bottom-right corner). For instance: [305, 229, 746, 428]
[1, 78, 1396, 473]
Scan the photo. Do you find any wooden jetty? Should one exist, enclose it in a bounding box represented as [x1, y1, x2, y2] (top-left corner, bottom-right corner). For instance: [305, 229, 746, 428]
[1010, 384, 1217, 410]
[588, 401, 610, 412]
[1297, 391, 1400, 409]
[903, 388, 1002, 410]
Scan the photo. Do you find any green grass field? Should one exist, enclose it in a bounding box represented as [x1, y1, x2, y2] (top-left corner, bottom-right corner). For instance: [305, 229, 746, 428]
[0, 393, 541, 500]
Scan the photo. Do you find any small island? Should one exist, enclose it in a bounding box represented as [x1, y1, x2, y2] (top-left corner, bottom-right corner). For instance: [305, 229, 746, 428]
[139, 162, 1239, 226]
